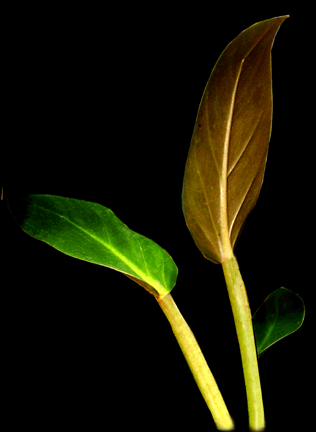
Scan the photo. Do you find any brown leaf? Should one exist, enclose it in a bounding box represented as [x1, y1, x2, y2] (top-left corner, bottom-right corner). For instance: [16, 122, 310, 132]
[182, 16, 288, 264]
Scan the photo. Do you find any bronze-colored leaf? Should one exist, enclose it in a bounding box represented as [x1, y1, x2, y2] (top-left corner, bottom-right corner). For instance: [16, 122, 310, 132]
[182, 16, 288, 264]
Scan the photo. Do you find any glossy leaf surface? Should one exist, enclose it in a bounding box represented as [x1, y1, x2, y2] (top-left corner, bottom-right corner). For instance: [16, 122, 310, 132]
[182, 16, 288, 263]
[8, 194, 178, 297]
[253, 287, 305, 357]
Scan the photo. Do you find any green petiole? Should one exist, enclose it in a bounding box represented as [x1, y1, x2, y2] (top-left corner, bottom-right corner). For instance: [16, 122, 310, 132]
[222, 256, 264, 431]
[157, 293, 235, 430]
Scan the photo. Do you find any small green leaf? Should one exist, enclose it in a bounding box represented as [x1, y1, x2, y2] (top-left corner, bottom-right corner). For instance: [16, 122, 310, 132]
[252, 287, 305, 357]
[8, 194, 178, 298]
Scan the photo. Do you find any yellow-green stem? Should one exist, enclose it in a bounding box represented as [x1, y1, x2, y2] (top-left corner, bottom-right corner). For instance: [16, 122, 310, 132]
[157, 292, 234, 430]
[222, 256, 264, 431]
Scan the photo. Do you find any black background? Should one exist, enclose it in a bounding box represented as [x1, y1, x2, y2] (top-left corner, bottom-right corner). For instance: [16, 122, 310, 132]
[2, 5, 312, 431]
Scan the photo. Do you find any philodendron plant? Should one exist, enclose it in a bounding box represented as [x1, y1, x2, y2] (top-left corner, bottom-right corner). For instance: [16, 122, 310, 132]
[6, 15, 305, 431]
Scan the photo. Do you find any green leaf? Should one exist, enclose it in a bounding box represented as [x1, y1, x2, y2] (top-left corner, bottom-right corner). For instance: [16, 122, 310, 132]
[252, 287, 305, 357]
[182, 16, 289, 264]
[8, 194, 178, 298]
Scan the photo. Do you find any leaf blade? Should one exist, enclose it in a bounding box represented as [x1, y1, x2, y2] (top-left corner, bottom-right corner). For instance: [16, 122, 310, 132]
[8, 194, 178, 297]
[252, 287, 305, 357]
[182, 16, 289, 263]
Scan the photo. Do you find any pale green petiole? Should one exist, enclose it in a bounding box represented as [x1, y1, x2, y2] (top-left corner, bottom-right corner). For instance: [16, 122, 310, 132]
[157, 293, 234, 431]
[222, 256, 264, 431]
